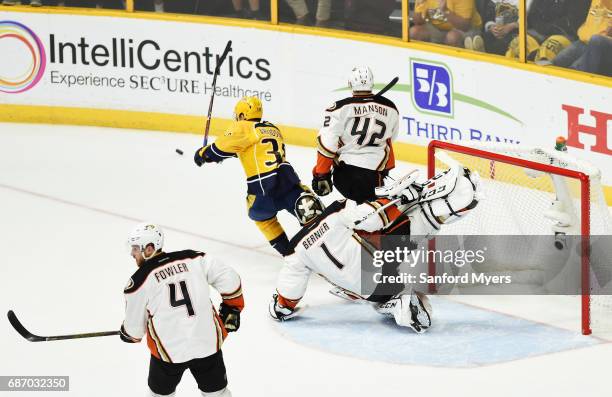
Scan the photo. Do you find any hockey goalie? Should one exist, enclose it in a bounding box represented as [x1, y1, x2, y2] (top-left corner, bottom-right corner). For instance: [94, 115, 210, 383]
[269, 159, 483, 333]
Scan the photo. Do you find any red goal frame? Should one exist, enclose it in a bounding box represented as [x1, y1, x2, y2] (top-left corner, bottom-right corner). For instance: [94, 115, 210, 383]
[427, 140, 592, 335]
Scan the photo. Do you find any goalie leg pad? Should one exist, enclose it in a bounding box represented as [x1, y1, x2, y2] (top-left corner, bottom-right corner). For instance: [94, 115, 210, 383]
[375, 291, 432, 333]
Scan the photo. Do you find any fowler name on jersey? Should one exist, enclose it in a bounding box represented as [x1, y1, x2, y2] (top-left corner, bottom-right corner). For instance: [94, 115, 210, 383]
[154, 262, 189, 282]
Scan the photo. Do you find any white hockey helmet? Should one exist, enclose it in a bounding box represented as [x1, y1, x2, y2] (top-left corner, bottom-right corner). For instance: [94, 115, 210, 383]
[348, 66, 374, 93]
[127, 222, 164, 254]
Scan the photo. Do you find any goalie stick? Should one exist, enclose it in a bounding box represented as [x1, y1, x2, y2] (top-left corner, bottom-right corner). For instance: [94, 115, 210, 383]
[7, 310, 119, 342]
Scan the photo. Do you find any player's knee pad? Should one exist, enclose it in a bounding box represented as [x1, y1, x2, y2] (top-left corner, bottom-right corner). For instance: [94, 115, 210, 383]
[149, 389, 176, 397]
[294, 192, 325, 225]
[201, 387, 232, 397]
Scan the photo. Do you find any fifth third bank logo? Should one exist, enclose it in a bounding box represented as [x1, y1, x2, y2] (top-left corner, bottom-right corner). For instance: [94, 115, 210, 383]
[411, 60, 452, 117]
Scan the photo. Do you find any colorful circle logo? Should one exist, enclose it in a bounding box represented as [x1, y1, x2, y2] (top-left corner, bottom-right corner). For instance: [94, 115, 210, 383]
[0, 21, 46, 94]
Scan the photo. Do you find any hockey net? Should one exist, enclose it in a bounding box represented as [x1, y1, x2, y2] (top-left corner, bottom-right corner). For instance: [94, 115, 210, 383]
[427, 140, 612, 335]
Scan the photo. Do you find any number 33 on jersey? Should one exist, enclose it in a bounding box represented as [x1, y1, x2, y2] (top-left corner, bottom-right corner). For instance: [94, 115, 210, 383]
[198, 118, 299, 196]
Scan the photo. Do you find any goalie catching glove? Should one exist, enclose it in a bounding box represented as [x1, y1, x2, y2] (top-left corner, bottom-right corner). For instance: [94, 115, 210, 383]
[219, 303, 241, 332]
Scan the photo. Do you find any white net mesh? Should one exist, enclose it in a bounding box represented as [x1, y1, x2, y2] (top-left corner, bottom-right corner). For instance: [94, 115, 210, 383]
[431, 143, 612, 334]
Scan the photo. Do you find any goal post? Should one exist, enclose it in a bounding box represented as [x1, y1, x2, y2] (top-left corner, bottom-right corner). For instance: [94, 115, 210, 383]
[426, 139, 609, 335]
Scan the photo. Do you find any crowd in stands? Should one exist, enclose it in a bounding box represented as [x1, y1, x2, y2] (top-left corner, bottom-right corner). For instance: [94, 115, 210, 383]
[410, 0, 610, 76]
[2, 0, 609, 76]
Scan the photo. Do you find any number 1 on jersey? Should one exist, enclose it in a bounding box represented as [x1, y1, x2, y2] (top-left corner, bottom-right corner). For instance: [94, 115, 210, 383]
[169, 281, 195, 316]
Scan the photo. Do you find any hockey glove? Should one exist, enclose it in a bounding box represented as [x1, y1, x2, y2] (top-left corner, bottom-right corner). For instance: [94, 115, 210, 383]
[194, 146, 211, 167]
[119, 324, 140, 343]
[269, 293, 297, 321]
[219, 303, 241, 332]
[312, 172, 333, 196]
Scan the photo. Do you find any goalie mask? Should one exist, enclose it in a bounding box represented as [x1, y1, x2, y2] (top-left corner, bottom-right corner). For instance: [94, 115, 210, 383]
[294, 192, 325, 225]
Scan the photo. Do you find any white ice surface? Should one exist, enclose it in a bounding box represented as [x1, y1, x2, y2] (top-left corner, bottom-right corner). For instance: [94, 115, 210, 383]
[1, 123, 611, 397]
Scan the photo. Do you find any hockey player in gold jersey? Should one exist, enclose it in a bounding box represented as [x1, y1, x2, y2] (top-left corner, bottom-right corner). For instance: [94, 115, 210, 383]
[194, 96, 322, 256]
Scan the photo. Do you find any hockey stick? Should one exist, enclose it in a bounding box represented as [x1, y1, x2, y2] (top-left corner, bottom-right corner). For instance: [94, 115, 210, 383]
[7, 310, 119, 342]
[353, 197, 402, 226]
[434, 150, 462, 169]
[375, 76, 399, 97]
[202, 40, 233, 147]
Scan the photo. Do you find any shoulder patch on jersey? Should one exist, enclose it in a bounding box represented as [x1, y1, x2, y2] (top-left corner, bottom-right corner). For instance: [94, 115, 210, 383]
[325, 102, 338, 112]
[124, 277, 134, 292]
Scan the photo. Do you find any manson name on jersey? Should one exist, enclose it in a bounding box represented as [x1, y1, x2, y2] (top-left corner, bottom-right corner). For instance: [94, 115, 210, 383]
[353, 104, 388, 117]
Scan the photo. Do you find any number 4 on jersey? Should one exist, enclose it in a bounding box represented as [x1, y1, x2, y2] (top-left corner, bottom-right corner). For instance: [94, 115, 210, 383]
[169, 281, 195, 316]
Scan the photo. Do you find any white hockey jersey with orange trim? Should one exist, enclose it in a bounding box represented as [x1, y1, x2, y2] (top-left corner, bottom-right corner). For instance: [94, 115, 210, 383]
[316, 94, 400, 173]
[276, 199, 423, 305]
[122, 250, 243, 363]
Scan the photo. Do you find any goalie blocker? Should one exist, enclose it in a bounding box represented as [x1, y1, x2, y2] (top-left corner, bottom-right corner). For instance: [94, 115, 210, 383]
[271, 161, 482, 332]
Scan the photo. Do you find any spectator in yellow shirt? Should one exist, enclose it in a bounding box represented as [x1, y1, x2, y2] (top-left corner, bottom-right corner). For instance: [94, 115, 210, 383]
[552, 0, 611, 76]
[411, 0, 482, 47]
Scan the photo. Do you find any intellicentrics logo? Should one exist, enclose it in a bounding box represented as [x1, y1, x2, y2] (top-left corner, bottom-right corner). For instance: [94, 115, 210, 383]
[2, 20, 273, 99]
[0, 21, 46, 94]
[45, 34, 271, 98]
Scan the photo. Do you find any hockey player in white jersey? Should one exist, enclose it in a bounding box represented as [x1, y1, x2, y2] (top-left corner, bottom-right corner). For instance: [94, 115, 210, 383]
[272, 163, 482, 332]
[121, 223, 243, 397]
[312, 66, 400, 203]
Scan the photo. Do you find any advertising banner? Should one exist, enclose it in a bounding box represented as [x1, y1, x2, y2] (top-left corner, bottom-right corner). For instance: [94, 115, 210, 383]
[1, 12, 610, 184]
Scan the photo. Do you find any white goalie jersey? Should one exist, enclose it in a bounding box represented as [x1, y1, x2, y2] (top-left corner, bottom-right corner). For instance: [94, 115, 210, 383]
[122, 250, 243, 363]
[317, 95, 400, 171]
[275, 167, 482, 305]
